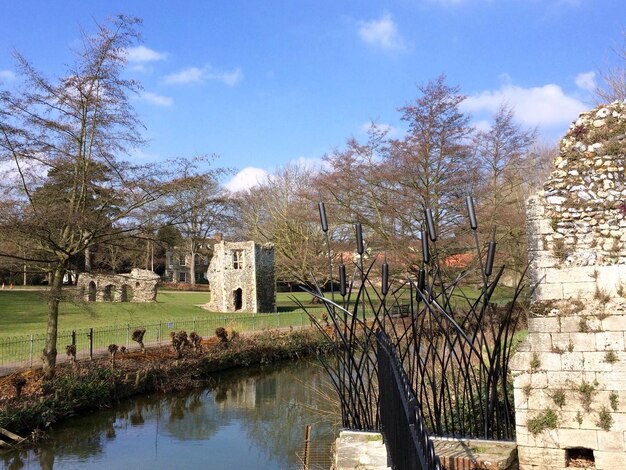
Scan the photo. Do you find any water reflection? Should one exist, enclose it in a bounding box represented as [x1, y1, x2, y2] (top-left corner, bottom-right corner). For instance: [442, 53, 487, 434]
[1, 359, 339, 470]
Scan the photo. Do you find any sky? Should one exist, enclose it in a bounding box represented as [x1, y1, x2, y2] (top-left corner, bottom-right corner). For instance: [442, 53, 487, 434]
[0, 0, 624, 191]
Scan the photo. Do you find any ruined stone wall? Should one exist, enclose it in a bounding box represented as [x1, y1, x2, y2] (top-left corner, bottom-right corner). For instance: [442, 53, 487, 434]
[255, 243, 276, 313]
[512, 102, 626, 470]
[205, 241, 275, 313]
[528, 101, 626, 301]
[75, 268, 160, 302]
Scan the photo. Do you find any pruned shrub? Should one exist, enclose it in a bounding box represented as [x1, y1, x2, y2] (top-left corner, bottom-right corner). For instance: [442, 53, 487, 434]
[132, 328, 146, 353]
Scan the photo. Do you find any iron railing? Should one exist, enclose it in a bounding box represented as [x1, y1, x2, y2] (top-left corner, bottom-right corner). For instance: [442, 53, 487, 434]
[0, 309, 327, 376]
[303, 197, 527, 448]
[377, 329, 441, 470]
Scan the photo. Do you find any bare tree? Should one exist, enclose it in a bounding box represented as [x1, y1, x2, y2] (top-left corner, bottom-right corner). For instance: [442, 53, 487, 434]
[235, 163, 329, 287]
[387, 74, 474, 243]
[595, 32, 626, 103]
[163, 156, 232, 284]
[472, 104, 537, 274]
[318, 123, 397, 254]
[0, 16, 170, 377]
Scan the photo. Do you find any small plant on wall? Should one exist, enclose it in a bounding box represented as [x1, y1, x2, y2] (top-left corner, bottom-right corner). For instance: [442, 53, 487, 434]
[527, 408, 558, 436]
[596, 407, 613, 431]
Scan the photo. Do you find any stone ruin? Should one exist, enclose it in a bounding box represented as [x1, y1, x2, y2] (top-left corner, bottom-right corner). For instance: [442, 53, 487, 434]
[76, 268, 160, 302]
[204, 240, 275, 314]
[511, 101, 626, 469]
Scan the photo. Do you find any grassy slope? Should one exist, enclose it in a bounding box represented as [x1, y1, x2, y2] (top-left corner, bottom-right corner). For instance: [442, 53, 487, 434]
[0, 290, 214, 336]
[0, 283, 516, 337]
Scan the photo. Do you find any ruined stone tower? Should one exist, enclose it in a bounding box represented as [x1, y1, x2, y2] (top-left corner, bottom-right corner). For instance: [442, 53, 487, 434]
[205, 241, 275, 313]
[511, 101, 626, 469]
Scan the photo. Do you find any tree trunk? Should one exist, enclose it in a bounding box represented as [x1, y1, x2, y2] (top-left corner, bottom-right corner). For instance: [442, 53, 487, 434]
[42, 266, 64, 379]
[189, 252, 196, 285]
[85, 246, 91, 272]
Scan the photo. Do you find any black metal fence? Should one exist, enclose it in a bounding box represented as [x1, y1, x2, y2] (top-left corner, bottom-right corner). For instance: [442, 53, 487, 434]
[301, 197, 527, 466]
[377, 329, 441, 470]
[0, 310, 324, 376]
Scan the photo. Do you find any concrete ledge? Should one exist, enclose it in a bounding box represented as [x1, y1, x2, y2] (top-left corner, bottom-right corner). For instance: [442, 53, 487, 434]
[333, 431, 390, 470]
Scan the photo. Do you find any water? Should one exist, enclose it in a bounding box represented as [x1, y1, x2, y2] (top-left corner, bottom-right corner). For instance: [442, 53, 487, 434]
[1, 359, 339, 470]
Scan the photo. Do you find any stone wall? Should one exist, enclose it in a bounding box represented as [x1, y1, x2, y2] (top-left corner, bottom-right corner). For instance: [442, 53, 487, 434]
[527, 101, 626, 301]
[512, 102, 626, 470]
[76, 268, 160, 302]
[204, 241, 275, 313]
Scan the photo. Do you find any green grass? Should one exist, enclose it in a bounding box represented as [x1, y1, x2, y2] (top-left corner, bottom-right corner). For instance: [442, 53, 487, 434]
[0, 289, 329, 366]
[0, 289, 216, 337]
[0, 282, 517, 337]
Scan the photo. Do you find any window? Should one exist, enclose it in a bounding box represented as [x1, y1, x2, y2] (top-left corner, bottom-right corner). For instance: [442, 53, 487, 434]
[232, 250, 244, 269]
[179, 254, 186, 266]
[179, 272, 187, 282]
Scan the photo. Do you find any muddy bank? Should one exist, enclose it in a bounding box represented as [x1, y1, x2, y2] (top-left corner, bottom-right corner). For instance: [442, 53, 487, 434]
[0, 328, 332, 439]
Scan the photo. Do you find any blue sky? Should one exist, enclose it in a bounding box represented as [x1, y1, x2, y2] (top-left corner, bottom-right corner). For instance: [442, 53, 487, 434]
[0, 0, 624, 190]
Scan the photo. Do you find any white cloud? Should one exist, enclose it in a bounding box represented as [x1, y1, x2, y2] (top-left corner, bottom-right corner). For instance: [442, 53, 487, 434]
[291, 156, 328, 172]
[164, 65, 243, 86]
[360, 121, 398, 137]
[575, 71, 597, 92]
[358, 13, 407, 51]
[462, 82, 587, 128]
[164, 67, 204, 84]
[473, 119, 492, 132]
[138, 91, 173, 107]
[0, 70, 15, 82]
[225, 167, 269, 193]
[125, 45, 168, 63]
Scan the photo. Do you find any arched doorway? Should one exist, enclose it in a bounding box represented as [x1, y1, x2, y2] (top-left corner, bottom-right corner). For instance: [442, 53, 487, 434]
[88, 281, 97, 301]
[103, 284, 116, 302]
[233, 288, 243, 311]
[120, 284, 133, 302]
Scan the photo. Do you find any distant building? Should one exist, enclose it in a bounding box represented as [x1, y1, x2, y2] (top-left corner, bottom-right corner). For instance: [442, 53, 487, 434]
[164, 246, 211, 284]
[76, 268, 160, 302]
[204, 241, 275, 313]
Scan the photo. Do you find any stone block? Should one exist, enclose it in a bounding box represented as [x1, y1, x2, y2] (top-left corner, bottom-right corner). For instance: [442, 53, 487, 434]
[539, 352, 563, 371]
[510, 352, 536, 372]
[333, 431, 390, 470]
[595, 332, 625, 350]
[607, 411, 626, 430]
[568, 333, 598, 351]
[517, 446, 566, 468]
[601, 314, 626, 331]
[594, 450, 626, 470]
[514, 387, 529, 410]
[583, 351, 607, 371]
[558, 428, 599, 449]
[561, 281, 598, 299]
[559, 316, 584, 333]
[550, 333, 572, 351]
[528, 333, 554, 350]
[533, 283, 564, 302]
[596, 431, 625, 452]
[528, 389, 553, 410]
[595, 371, 626, 390]
[528, 317, 561, 334]
[561, 352, 585, 370]
[559, 411, 596, 429]
[513, 371, 549, 389]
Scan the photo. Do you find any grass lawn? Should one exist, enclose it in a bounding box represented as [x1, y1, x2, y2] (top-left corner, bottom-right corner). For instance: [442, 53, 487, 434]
[0, 282, 517, 338]
[0, 288, 330, 338]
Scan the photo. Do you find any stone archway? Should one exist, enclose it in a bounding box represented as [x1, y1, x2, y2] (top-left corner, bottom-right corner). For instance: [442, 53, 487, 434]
[120, 284, 133, 302]
[103, 284, 116, 301]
